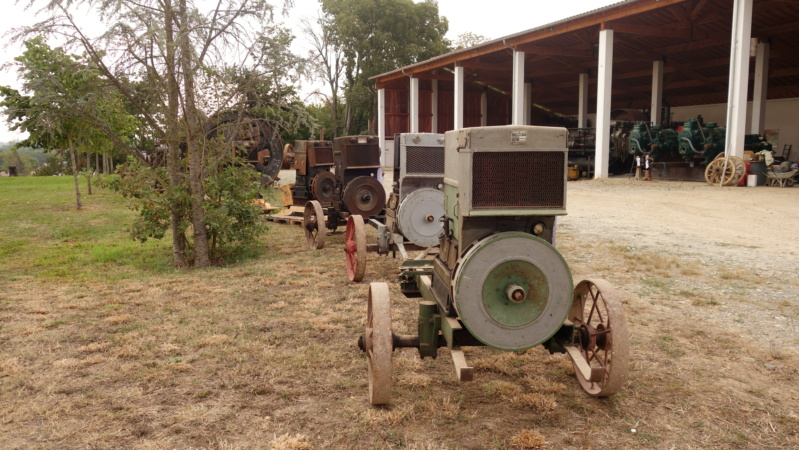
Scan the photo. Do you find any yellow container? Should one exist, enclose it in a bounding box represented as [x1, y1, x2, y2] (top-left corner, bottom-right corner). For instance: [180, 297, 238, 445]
[568, 165, 580, 180]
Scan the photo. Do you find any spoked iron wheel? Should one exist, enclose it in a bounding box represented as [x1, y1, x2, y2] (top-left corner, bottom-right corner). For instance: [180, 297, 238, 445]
[568, 279, 630, 397]
[303, 200, 326, 250]
[344, 215, 367, 282]
[364, 282, 393, 405]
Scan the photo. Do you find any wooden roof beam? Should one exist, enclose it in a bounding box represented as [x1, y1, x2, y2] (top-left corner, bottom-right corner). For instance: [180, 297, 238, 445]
[516, 43, 594, 58]
[605, 20, 692, 39]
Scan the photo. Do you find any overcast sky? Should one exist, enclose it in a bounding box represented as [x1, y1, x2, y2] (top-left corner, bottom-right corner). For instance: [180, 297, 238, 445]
[0, 0, 619, 143]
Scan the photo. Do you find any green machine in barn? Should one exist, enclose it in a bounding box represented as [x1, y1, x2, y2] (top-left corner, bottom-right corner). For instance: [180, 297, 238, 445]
[358, 125, 630, 405]
[677, 119, 726, 164]
[628, 122, 679, 161]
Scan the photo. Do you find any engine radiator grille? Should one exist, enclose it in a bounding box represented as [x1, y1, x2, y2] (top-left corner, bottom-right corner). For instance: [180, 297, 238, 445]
[406, 146, 445, 175]
[471, 151, 565, 209]
[344, 144, 381, 168]
[309, 146, 334, 166]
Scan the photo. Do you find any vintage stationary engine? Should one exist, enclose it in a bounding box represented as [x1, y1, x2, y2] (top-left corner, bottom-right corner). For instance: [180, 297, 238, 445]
[359, 125, 630, 405]
[290, 140, 335, 206]
[628, 122, 678, 161]
[677, 118, 726, 164]
[302, 135, 386, 249]
[343, 133, 445, 281]
[204, 111, 283, 184]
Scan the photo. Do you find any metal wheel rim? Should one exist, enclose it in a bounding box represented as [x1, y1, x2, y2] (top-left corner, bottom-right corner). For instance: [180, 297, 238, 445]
[303, 200, 326, 250]
[310, 171, 336, 204]
[345, 215, 367, 282]
[366, 282, 392, 405]
[569, 279, 630, 397]
[343, 176, 386, 217]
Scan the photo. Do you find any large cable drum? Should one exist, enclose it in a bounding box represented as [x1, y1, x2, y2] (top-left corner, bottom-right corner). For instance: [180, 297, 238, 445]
[396, 188, 445, 248]
[343, 176, 386, 217]
[452, 232, 573, 351]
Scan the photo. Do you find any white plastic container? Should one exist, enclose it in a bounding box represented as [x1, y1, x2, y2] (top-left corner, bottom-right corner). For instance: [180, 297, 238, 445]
[747, 174, 758, 187]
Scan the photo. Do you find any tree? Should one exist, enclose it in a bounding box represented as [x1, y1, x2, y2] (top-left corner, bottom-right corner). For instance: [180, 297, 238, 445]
[301, 13, 345, 137]
[14, 0, 308, 267]
[453, 32, 490, 50]
[320, 0, 450, 135]
[0, 38, 134, 209]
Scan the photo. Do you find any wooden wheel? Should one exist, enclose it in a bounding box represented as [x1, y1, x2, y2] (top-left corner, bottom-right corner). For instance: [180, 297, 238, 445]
[723, 156, 746, 186]
[365, 283, 392, 405]
[705, 157, 736, 186]
[568, 279, 630, 397]
[344, 215, 367, 282]
[303, 200, 326, 250]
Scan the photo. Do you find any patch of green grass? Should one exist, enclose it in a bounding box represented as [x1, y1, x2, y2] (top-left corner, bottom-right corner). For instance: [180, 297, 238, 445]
[0, 176, 176, 282]
[656, 335, 685, 357]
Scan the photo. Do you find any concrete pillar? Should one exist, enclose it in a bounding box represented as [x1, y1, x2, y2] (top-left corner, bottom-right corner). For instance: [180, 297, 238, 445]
[578, 73, 589, 128]
[594, 29, 614, 179]
[378, 87, 386, 166]
[725, 0, 754, 158]
[751, 41, 769, 134]
[524, 82, 532, 125]
[409, 77, 419, 133]
[512, 50, 525, 125]
[651, 60, 664, 126]
[431, 80, 439, 133]
[480, 91, 488, 126]
[454, 65, 465, 130]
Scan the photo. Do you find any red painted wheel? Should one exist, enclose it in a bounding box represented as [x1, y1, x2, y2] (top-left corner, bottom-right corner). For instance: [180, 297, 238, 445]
[344, 215, 367, 282]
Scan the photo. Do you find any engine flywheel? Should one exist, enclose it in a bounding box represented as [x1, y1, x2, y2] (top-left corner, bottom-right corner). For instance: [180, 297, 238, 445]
[452, 232, 573, 351]
[343, 176, 386, 217]
[310, 171, 336, 204]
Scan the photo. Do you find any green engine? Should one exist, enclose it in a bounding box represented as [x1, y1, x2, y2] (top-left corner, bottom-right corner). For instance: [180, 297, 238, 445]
[629, 122, 678, 161]
[678, 119, 726, 164]
[435, 125, 573, 351]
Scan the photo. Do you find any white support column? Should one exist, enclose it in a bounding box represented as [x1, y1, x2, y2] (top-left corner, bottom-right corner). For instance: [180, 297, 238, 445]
[725, 0, 754, 158]
[431, 80, 439, 133]
[409, 77, 419, 133]
[651, 60, 664, 126]
[378, 88, 386, 166]
[512, 50, 525, 125]
[454, 65, 465, 130]
[480, 91, 488, 126]
[594, 29, 614, 179]
[751, 41, 769, 134]
[578, 73, 589, 128]
[524, 82, 532, 125]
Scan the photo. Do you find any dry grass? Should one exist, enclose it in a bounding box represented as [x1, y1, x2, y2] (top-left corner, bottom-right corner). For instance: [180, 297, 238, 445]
[2, 183, 799, 448]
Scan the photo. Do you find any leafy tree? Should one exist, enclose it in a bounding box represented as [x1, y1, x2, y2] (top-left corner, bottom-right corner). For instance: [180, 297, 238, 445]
[320, 0, 450, 134]
[301, 13, 345, 137]
[0, 38, 134, 209]
[14, 0, 308, 267]
[453, 32, 490, 50]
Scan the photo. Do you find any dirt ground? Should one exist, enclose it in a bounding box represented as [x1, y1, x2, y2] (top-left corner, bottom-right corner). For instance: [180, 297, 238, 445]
[2, 176, 799, 448]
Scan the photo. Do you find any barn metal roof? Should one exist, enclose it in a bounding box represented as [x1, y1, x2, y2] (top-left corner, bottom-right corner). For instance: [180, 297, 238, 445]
[370, 0, 799, 115]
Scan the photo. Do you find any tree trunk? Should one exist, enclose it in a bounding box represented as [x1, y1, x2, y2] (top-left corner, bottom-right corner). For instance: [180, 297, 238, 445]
[85, 150, 92, 195]
[164, 0, 188, 267]
[68, 137, 82, 210]
[179, 0, 211, 268]
[343, 104, 353, 136]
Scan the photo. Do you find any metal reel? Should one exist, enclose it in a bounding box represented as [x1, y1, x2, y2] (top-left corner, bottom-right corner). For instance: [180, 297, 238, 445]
[303, 200, 326, 250]
[365, 282, 393, 405]
[452, 232, 573, 351]
[345, 215, 367, 282]
[568, 279, 630, 397]
[310, 171, 336, 204]
[396, 188, 445, 248]
[343, 176, 386, 217]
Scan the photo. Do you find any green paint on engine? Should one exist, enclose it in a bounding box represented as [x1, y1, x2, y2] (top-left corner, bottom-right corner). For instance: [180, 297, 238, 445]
[481, 260, 548, 327]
